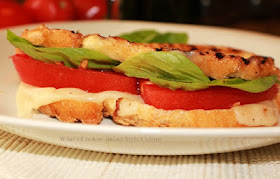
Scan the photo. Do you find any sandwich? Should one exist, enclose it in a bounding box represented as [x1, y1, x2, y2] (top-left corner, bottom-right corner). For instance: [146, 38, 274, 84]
[7, 25, 280, 127]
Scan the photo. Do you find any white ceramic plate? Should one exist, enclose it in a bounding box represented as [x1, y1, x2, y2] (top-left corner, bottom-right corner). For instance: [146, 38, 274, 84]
[1, 20, 280, 155]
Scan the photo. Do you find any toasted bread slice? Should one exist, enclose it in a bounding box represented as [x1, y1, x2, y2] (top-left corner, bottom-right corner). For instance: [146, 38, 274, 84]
[83, 34, 279, 80]
[20, 25, 279, 80]
[103, 98, 279, 127]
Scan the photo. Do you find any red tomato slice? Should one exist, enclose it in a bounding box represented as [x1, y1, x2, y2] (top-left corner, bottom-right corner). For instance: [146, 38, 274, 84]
[140, 81, 278, 110]
[12, 54, 138, 94]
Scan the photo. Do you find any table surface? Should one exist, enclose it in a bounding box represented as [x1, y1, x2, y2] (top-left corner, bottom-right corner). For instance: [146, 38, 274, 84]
[0, 129, 279, 179]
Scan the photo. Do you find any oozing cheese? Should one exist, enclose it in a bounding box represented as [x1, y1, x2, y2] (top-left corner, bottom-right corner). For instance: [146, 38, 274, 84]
[232, 100, 279, 126]
[17, 82, 143, 118]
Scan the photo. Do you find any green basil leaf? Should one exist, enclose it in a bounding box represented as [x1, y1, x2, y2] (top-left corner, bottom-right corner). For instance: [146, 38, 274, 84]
[38, 47, 120, 68]
[11, 41, 74, 67]
[114, 51, 210, 83]
[119, 30, 159, 43]
[149, 77, 209, 91]
[150, 76, 277, 93]
[114, 51, 277, 93]
[151, 32, 188, 43]
[209, 75, 278, 93]
[119, 30, 188, 43]
[7, 30, 120, 69]
[7, 30, 33, 45]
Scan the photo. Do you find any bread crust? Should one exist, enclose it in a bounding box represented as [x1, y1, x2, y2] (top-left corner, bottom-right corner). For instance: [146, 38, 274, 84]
[22, 25, 83, 48]
[39, 100, 103, 124]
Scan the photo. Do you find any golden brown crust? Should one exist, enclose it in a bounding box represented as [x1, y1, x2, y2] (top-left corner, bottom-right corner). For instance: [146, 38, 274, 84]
[22, 25, 83, 48]
[83, 34, 153, 62]
[146, 43, 255, 58]
[39, 100, 103, 124]
[184, 50, 279, 80]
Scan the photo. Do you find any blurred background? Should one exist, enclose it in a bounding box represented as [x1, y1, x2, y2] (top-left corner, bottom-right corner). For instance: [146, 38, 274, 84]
[1, 0, 280, 36]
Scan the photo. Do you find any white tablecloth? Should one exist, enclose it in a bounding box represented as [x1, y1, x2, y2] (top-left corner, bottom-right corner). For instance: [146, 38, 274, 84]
[0, 130, 279, 179]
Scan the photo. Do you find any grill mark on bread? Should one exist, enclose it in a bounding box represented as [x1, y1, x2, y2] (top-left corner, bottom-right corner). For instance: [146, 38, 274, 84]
[215, 52, 225, 59]
[242, 57, 250, 65]
[210, 47, 218, 52]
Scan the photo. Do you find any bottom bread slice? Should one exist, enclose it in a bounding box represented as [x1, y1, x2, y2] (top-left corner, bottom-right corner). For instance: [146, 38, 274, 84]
[103, 98, 280, 127]
[39, 100, 103, 124]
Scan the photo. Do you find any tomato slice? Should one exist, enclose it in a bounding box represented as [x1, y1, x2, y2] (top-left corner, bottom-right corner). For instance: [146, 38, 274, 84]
[140, 81, 278, 110]
[12, 54, 138, 94]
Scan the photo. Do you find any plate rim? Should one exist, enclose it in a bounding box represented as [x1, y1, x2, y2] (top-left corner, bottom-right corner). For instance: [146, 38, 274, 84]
[1, 114, 280, 138]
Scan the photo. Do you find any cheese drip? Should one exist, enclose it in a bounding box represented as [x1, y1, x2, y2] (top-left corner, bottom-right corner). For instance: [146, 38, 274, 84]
[233, 100, 279, 126]
[17, 82, 143, 118]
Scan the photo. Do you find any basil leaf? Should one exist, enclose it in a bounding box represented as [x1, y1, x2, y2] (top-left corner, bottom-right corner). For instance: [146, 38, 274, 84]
[150, 77, 209, 91]
[11, 41, 74, 67]
[114, 51, 210, 83]
[38, 47, 120, 68]
[151, 32, 188, 43]
[119, 30, 159, 43]
[210, 76, 278, 93]
[119, 30, 188, 43]
[150, 76, 277, 93]
[7, 30, 120, 69]
[114, 51, 277, 93]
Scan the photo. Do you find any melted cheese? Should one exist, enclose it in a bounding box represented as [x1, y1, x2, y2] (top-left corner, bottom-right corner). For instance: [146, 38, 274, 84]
[17, 82, 279, 126]
[232, 100, 279, 126]
[17, 82, 143, 118]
